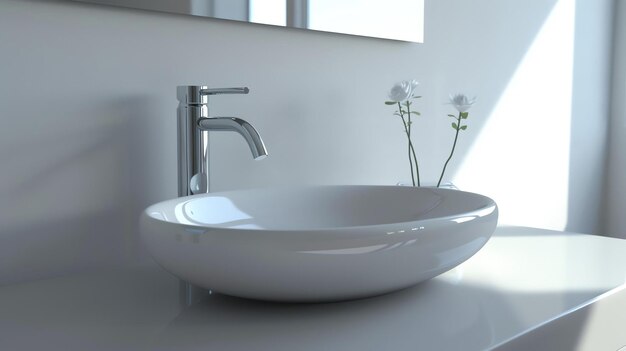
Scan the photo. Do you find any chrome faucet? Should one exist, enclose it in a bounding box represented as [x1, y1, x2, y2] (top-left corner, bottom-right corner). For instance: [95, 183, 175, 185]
[175, 85, 268, 305]
[176, 85, 268, 196]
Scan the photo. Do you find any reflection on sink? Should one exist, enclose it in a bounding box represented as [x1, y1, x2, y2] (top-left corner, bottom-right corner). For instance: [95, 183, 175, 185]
[140, 185, 498, 302]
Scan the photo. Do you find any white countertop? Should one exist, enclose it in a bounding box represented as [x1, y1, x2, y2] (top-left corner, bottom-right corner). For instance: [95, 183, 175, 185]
[1, 226, 626, 351]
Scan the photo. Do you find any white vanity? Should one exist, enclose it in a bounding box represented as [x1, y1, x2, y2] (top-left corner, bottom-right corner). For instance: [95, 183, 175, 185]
[1, 226, 625, 350]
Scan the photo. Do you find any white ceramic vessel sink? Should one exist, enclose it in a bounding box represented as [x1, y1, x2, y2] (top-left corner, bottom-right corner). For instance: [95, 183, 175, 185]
[140, 186, 498, 302]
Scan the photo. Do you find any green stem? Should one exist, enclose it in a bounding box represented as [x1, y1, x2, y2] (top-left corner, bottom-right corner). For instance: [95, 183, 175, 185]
[398, 102, 416, 186]
[437, 112, 462, 187]
[406, 101, 420, 186]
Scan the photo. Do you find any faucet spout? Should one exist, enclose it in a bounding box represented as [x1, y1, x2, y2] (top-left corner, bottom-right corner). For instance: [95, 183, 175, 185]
[197, 117, 268, 160]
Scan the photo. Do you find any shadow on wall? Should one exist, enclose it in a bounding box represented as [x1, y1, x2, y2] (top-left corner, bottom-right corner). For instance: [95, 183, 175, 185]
[0, 95, 167, 285]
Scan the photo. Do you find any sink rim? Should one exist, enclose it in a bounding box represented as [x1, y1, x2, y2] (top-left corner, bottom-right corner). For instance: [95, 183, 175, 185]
[143, 185, 497, 233]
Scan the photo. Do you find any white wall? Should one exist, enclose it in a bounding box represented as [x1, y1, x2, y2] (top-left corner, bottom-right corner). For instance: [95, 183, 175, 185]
[0, 0, 614, 284]
[606, 0, 626, 239]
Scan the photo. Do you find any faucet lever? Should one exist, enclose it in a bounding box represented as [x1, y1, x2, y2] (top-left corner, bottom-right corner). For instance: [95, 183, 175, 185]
[201, 87, 250, 95]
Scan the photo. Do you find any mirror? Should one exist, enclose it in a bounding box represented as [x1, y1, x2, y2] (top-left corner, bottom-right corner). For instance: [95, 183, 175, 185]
[71, 0, 424, 42]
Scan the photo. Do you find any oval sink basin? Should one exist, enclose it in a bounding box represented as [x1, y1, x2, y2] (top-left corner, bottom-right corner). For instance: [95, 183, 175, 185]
[140, 186, 498, 302]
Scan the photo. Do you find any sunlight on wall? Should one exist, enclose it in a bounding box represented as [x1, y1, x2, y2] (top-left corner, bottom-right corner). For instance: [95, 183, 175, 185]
[454, 0, 575, 230]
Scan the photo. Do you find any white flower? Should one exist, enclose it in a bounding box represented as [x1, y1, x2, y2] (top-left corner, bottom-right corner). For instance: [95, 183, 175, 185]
[448, 93, 476, 113]
[388, 79, 419, 102]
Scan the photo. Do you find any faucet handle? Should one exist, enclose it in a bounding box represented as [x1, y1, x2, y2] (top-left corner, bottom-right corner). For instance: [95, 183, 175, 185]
[177, 85, 249, 105]
[201, 87, 249, 95]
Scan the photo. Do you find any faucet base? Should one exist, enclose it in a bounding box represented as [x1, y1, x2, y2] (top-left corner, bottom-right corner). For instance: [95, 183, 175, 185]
[179, 280, 208, 307]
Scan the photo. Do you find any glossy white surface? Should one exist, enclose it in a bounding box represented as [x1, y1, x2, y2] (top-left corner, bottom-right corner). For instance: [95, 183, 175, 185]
[140, 186, 498, 302]
[2, 227, 626, 351]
